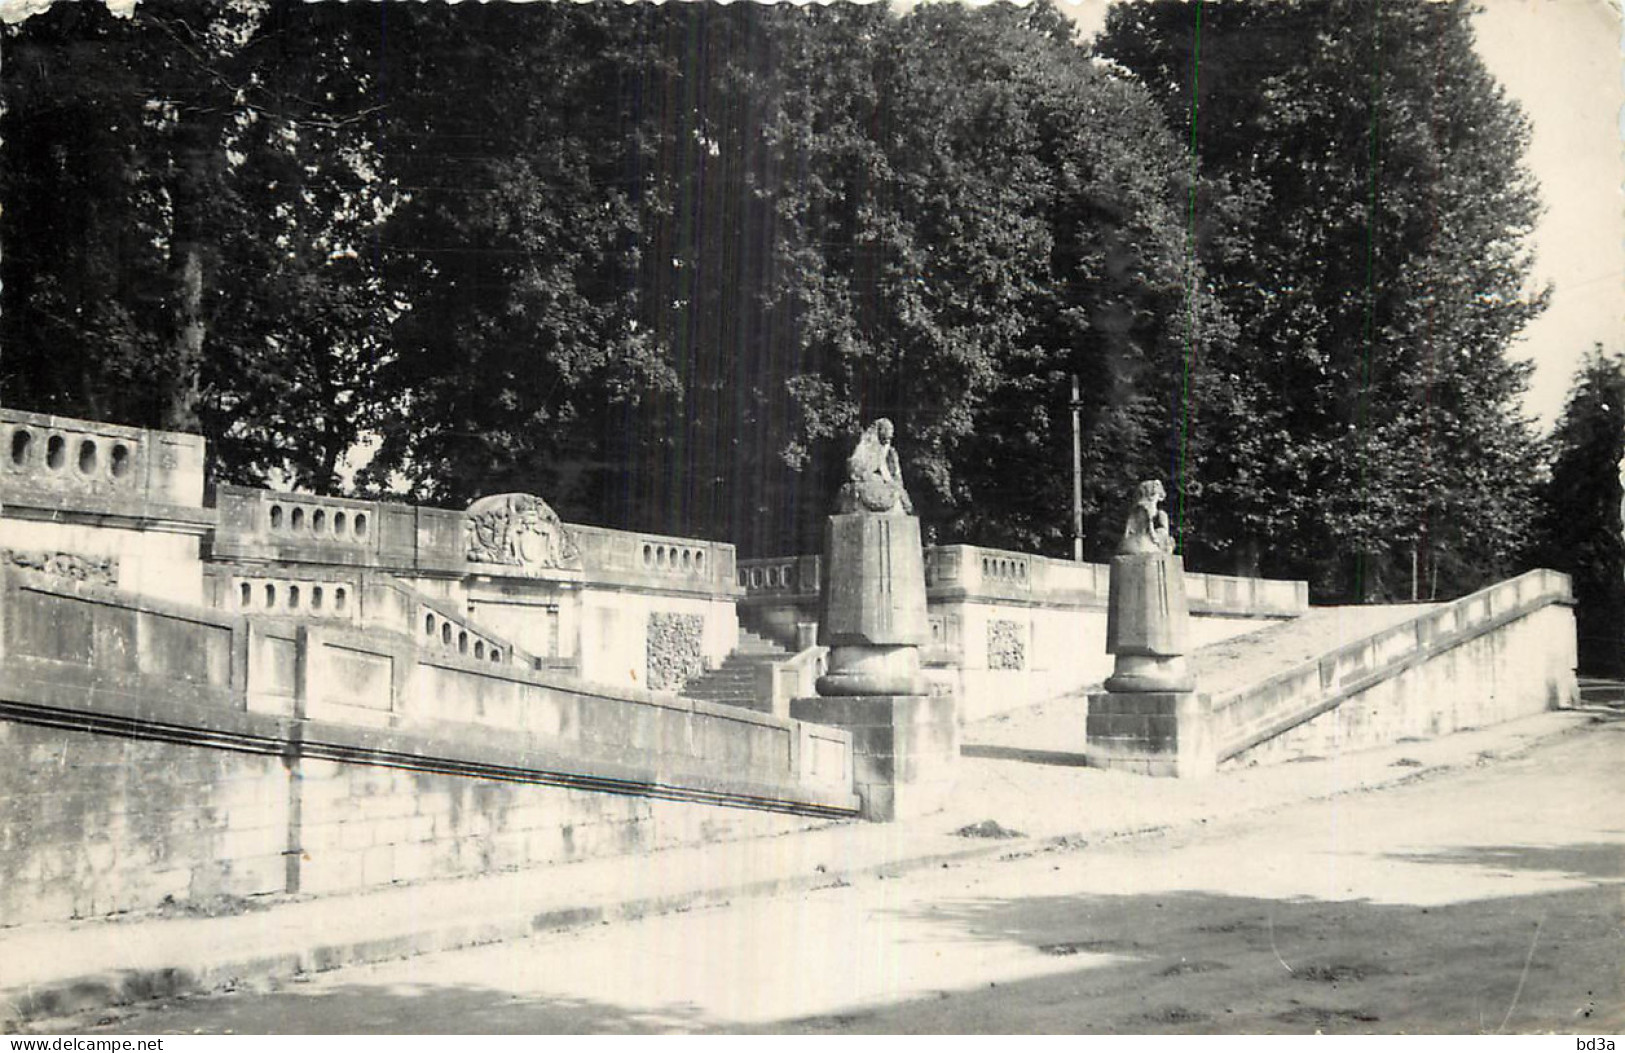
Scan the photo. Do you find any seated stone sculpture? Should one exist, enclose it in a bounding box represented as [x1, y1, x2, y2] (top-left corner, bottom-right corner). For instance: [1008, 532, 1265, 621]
[1119, 479, 1176, 556]
[835, 418, 914, 515]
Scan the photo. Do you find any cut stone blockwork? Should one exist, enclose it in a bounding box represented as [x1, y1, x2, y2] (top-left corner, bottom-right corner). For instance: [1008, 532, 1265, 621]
[646, 611, 706, 692]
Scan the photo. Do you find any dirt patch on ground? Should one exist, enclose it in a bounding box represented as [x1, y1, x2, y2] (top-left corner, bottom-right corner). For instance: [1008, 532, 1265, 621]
[954, 820, 1026, 840]
[1157, 960, 1230, 977]
[1293, 962, 1387, 984]
[1039, 939, 1142, 956]
[1276, 1004, 1382, 1027]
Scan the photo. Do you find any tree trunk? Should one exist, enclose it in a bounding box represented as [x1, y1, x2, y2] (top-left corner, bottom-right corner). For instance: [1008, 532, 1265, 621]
[165, 241, 205, 432]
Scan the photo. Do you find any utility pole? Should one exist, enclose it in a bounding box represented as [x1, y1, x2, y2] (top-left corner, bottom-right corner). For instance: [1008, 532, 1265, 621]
[1071, 373, 1084, 562]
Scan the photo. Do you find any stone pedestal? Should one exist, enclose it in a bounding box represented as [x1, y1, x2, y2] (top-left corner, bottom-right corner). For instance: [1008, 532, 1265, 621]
[1104, 553, 1194, 692]
[1088, 551, 1213, 777]
[804, 511, 953, 819]
[816, 512, 929, 696]
[1085, 689, 1214, 778]
[791, 694, 958, 821]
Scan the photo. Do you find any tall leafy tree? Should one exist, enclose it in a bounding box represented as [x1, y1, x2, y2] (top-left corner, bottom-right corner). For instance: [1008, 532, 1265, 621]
[1097, 0, 1548, 599]
[1, 0, 398, 491]
[1535, 347, 1625, 677]
[356, 3, 679, 514]
[760, 2, 1230, 558]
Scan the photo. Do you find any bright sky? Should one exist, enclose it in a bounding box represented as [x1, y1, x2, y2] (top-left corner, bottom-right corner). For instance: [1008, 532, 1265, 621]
[1057, 0, 1624, 430]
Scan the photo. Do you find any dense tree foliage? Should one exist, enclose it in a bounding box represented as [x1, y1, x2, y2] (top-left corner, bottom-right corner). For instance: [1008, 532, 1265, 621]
[3, 0, 1552, 585]
[1, 1, 397, 491]
[1534, 347, 1625, 677]
[1097, 0, 1548, 600]
[4, 0, 1210, 558]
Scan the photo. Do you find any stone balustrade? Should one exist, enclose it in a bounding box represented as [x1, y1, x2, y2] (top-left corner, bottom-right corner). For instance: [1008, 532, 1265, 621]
[741, 542, 1310, 721]
[223, 571, 357, 620]
[737, 557, 812, 594]
[417, 602, 513, 667]
[744, 543, 1306, 618]
[212, 484, 742, 602]
[568, 524, 739, 597]
[0, 409, 206, 512]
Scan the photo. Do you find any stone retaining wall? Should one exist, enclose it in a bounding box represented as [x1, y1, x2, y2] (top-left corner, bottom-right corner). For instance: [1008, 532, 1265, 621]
[1217, 569, 1577, 767]
[0, 568, 857, 928]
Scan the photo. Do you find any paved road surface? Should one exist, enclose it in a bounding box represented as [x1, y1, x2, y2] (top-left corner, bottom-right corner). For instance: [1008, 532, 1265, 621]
[56, 717, 1625, 1034]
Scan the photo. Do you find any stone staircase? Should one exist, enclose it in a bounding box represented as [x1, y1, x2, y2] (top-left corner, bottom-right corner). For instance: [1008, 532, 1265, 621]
[1578, 678, 1625, 709]
[680, 629, 794, 709]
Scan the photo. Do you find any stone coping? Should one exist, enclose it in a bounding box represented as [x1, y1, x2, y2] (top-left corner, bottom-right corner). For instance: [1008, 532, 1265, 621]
[739, 549, 1308, 619]
[0, 568, 859, 818]
[1209, 569, 1574, 761]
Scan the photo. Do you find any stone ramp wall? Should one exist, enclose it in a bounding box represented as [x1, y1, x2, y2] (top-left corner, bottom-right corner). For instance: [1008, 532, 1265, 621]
[1214, 569, 1578, 767]
[0, 568, 856, 928]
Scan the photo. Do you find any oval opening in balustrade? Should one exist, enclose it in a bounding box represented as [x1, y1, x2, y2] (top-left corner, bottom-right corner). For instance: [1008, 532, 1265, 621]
[290, 507, 305, 530]
[334, 587, 347, 611]
[270, 504, 284, 530]
[288, 585, 301, 609]
[239, 582, 252, 608]
[78, 439, 97, 476]
[46, 434, 65, 471]
[312, 509, 326, 533]
[490, 648, 501, 663]
[425, 613, 436, 636]
[474, 641, 485, 660]
[353, 513, 368, 538]
[458, 631, 468, 655]
[110, 443, 132, 478]
[642, 544, 653, 567]
[656, 547, 667, 568]
[695, 552, 705, 572]
[265, 583, 277, 607]
[9, 429, 31, 467]
[682, 551, 692, 572]
[312, 586, 324, 610]
[334, 511, 347, 534]
[441, 623, 452, 646]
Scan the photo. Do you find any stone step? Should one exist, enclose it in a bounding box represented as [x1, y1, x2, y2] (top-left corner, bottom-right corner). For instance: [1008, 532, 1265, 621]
[708, 666, 763, 682]
[734, 638, 791, 657]
[1578, 680, 1625, 703]
[676, 631, 795, 707]
[687, 692, 758, 703]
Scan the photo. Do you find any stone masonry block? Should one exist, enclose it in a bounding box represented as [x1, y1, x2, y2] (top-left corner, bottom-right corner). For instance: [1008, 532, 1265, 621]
[1086, 689, 1213, 778]
[360, 844, 396, 888]
[301, 850, 366, 896]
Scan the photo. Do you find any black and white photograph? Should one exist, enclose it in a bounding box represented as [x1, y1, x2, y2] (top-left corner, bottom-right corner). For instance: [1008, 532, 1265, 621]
[0, 0, 1619, 1036]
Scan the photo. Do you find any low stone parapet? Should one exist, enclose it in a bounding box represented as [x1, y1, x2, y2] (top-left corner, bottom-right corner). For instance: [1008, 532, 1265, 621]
[1212, 569, 1577, 766]
[791, 693, 957, 821]
[0, 410, 214, 605]
[741, 545, 1307, 720]
[0, 566, 858, 927]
